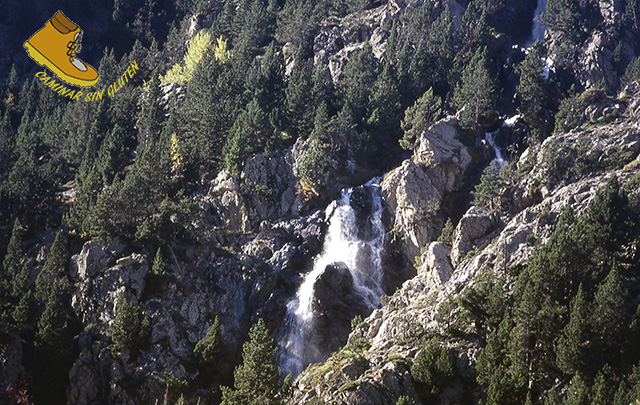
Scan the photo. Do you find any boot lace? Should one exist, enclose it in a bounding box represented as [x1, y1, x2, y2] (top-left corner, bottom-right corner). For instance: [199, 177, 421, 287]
[66, 32, 82, 62]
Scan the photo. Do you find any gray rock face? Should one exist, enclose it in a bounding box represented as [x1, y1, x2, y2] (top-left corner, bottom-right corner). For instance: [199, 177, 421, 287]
[574, 31, 617, 91]
[382, 116, 472, 260]
[207, 170, 251, 232]
[419, 241, 454, 286]
[72, 244, 148, 325]
[598, 0, 623, 24]
[205, 151, 301, 233]
[451, 206, 500, 266]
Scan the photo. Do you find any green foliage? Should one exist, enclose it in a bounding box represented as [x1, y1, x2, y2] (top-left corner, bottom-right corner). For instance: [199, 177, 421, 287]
[621, 56, 640, 88]
[410, 338, 454, 397]
[194, 316, 222, 366]
[400, 87, 442, 150]
[555, 88, 583, 133]
[563, 374, 589, 405]
[437, 218, 455, 246]
[556, 284, 588, 375]
[35, 285, 69, 357]
[517, 41, 549, 137]
[221, 318, 288, 405]
[396, 395, 416, 405]
[285, 53, 314, 137]
[108, 293, 150, 353]
[35, 231, 68, 301]
[151, 248, 166, 277]
[473, 161, 510, 210]
[452, 47, 495, 130]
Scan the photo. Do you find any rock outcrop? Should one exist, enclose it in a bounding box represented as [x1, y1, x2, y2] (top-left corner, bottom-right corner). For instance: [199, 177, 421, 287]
[381, 116, 472, 260]
[290, 84, 640, 404]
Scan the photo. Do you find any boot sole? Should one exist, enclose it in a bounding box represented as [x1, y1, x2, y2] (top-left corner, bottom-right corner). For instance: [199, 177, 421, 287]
[24, 41, 99, 87]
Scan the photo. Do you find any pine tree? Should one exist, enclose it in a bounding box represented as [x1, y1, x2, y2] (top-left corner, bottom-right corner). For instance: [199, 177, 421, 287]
[590, 364, 615, 405]
[545, 0, 580, 42]
[35, 231, 68, 301]
[224, 98, 271, 172]
[221, 318, 286, 405]
[194, 316, 222, 365]
[410, 338, 454, 396]
[366, 61, 402, 149]
[151, 248, 165, 277]
[339, 42, 377, 124]
[556, 284, 588, 375]
[2, 219, 23, 292]
[108, 293, 150, 353]
[517, 41, 548, 137]
[452, 47, 495, 130]
[591, 264, 627, 365]
[563, 374, 589, 405]
[285, 53, 313, 138]
[35, 284, 68, 356]
[98, 123, 128, 185]
[400, 87, 442, 150]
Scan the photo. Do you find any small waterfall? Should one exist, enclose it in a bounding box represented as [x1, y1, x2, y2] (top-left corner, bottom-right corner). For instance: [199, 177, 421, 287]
[486, 129, 507, 168]
[279, 178, 386, 378]
[530, 0, 548, 44]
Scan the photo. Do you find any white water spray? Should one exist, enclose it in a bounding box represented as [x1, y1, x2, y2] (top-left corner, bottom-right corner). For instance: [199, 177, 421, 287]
[279, 178, 386, 377]
[486, 129, 507, 169]
[530, 0, 548, 44]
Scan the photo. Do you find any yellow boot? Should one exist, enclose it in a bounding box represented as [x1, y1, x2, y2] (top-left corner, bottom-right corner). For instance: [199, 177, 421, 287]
[24, 11, 99, 87]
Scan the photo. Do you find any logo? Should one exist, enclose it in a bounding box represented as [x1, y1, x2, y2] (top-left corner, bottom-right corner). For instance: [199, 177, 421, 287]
[24, 11, 99, 87]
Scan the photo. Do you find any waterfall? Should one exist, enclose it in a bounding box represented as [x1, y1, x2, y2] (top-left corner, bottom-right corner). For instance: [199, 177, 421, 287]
[486, 129, 507, 168]
[279, 178, 386, 378]
[530, 0, 548, 44]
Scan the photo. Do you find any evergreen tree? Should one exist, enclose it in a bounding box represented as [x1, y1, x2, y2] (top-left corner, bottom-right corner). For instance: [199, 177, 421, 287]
[2, 219, 23, 293]
[517, 41, 549, 137]
[35, 231, 68, 301]
[151, 248, 165, 277]
[545, 0, 580, 42]
[366, 61, 402, 150]
[556, 284, 589, 375]
[221, 318, 287, 405]
[194, 316, 222, 365]
[65, 164, 101, 236]
[591, 264, 627, 365]
[339, 42, 377, 124]
[224, 98, 271, 173]
[98, 124, 129, 185]
[108, 293, 150, 353]
[452, 47, 495, 130]
[400, 87, 442, 150]
[285, 53, 313, 138]
[590, 364, 615, 405]
[563, 374, 589, 405]
[35, 285, 68, 355]
[410, 338, 454, 397]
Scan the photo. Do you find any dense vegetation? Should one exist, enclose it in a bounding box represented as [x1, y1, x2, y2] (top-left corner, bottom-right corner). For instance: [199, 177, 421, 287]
[1, 0, 640, 403]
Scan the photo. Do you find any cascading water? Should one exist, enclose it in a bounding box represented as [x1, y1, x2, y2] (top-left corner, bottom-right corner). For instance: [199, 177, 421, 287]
[530, 0, 548, 44]
[279, 178, 386, 378]
[486, 129, 507, 168]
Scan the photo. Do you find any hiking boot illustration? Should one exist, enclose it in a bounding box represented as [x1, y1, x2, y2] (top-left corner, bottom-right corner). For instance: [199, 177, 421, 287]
[24, 11, 99, 87]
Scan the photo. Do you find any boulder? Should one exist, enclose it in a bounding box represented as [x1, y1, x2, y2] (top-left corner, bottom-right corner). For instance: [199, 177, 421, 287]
[574, 31, 617, 92]
[451, 206, 500, 266]
[312, 262, 370, 355]
[207, 170, 251, 232]
[70, 241, 108, 279]
[72, 253, 149, 325]
[419, 241, 454, 286]
[382, 116, 471, 259]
